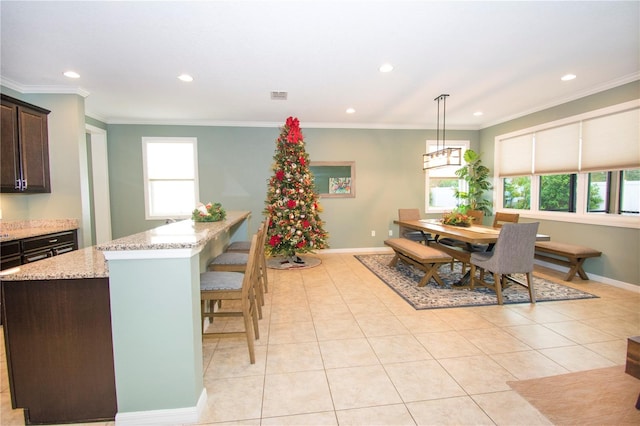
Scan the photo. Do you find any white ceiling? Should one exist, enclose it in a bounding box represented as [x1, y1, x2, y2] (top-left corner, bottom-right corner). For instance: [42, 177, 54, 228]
[1, 1, 638, 129]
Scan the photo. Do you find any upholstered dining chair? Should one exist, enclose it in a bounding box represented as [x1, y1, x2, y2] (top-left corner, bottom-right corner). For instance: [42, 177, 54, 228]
[398, 208, 434, 245]
[469, 222, 539, 305]
[200, 233, 260, 364]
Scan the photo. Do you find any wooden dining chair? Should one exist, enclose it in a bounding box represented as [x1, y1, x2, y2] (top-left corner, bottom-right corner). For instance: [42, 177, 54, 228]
[200, 233, 260, 364]
[469, 222, 539, 305]
[493, 212, 519, 228]
[208, 222, 268, 316]
[398, 208, 434, 245]
[438, 209, 485, 271]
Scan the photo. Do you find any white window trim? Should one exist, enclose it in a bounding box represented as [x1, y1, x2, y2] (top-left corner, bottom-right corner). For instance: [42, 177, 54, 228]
[494, 100, 640, 229]
[424, 140, 470, 213]
[142, 137, 199, 220]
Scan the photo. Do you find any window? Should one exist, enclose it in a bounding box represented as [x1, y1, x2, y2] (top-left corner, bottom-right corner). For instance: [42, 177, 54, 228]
[620, 169, 640, 214]
[142, 137, 198, 220]
[494, 100, 640, 228]
[503, 176, 531, 209]
[425, 140, 469, 212]
[587, 172, 609, 213]
[539, 174, 577, 212]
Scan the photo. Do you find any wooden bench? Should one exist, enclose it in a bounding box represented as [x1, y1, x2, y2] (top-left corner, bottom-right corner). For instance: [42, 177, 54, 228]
[384, 238, 453, 287]
[534, 241, 601, 282]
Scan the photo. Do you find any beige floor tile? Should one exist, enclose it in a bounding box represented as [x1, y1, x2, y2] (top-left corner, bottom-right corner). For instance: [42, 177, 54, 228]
[266, 342, 324, 374]
[261, 411, 338, 425]
[262, 370, 334, 418]
[458, 327, 533, 354]
[506, 303, 575, 323]
[310, 302, 355, 322]
[395, 312, 454, 333]
[205, 344, 267, 379]
[472, 390, 553, 425]
[406, 396, 494, 426]
[355, 314, 410, 337]
[503, 324, 575, 349]
[434, 308, 496, 331]
[439, 354, 517, 394]
[325, 365, 402, 410]
[335, 404, 416, 426]
[581, 315, 640, 339]
[473, 305, 536, 326]
[269, 305, 313, 324]
[490, 350, 569, 380]
[538, 345, 617, 372]
[542, 320, 618, 344]
[414, 330, 483, 359]
[347, 301, 394, 317]
[313, 318, 364, 341]
[318, 338, 380, 369]
[368, 334, 433, 364]
[268, 320, 317, 344]
[584, 338, 629, 364]
[200, 375, 264, 423]
[384, 360, 466, 402]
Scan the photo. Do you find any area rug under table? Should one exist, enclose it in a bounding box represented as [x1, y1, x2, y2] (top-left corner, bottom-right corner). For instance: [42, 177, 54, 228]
[355, 254, 597, 310]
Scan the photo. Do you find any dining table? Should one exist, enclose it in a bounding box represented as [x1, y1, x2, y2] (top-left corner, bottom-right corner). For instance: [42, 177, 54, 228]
[393, 218, 550, 285]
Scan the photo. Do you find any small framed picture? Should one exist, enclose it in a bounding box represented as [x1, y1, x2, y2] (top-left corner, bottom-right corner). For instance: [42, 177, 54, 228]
[329, 177, 351, 194]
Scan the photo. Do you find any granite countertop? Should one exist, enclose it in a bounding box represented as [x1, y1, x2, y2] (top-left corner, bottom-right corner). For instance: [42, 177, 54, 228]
[1, 211, 251, 281]
[96, 210, 250, 252]
[0, 219, 79, 242]
[0, 247, 108, 281]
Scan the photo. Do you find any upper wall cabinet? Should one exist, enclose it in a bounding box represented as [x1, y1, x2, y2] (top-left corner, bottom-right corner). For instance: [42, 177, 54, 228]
[1, 94, 51, 193]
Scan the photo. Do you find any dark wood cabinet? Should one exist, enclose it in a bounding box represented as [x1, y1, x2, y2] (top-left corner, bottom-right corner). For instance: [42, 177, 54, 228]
[1, 94, 51, 193]
[1, 240, 22, 271]
[20, 230, 78, 264]
[1, 277, 117, 424]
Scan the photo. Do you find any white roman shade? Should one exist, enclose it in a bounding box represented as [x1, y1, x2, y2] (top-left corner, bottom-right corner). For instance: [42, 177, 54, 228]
[581, 108, 640, 172]
[498, 133, 533, 177]
[534, 123, 581, 174]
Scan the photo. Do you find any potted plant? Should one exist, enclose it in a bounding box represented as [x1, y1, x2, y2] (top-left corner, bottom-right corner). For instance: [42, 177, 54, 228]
[454, 149, 493, 216]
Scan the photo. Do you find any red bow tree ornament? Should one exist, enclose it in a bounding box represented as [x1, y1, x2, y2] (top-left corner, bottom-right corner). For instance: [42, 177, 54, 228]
[263, 117, 329, 262]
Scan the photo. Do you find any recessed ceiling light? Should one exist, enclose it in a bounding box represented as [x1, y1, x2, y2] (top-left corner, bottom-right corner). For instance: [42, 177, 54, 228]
[379, 63, 394, 73]
[63, 71, 80, 79]
[473, 111, 483, 116]
[561, 74, 576, 81]
[178, 74, 193, 82]
[346, 107, 356, 114]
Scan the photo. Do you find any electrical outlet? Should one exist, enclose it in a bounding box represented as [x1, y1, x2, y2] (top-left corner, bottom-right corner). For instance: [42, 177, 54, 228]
[371, 230, 376, 237]
[388, 229, 393, 236]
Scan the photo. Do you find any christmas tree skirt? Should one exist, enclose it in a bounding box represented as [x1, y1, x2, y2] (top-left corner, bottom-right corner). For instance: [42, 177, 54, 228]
[267, 255, 322, 270]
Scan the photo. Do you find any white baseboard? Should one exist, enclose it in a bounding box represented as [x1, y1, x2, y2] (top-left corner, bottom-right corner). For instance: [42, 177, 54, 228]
[115, 388, 207, 425]
[534, 260, 639, 293]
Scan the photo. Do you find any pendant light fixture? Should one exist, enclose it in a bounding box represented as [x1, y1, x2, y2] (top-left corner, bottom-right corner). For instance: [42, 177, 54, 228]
[423, 94, 462, 170]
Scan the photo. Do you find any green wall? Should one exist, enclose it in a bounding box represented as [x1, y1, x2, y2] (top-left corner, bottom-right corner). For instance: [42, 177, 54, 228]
[105, 124, 477, 247]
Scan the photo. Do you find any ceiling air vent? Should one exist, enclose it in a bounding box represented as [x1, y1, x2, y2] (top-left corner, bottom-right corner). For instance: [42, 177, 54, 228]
[270, 91, 288, 100]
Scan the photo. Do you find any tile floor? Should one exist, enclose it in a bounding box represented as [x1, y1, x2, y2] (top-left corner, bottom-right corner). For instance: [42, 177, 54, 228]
[1, 251, 638, 425]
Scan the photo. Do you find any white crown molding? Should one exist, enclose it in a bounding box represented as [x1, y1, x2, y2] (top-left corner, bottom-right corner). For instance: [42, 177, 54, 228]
[0, 77, 90, 98]
[480, 72, 640, 129]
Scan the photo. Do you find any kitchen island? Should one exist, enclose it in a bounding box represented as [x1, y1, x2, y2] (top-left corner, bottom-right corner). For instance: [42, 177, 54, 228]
[1, 212, 250, 425]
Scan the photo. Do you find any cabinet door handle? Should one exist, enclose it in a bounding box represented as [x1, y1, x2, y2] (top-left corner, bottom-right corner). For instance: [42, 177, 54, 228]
[48, 239, 58, 243]
[22, 179, 27, 190]
[15, 179, 21, 190]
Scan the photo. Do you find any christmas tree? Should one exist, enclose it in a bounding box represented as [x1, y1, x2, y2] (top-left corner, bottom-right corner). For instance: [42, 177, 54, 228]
[264, 117, 329, 262]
